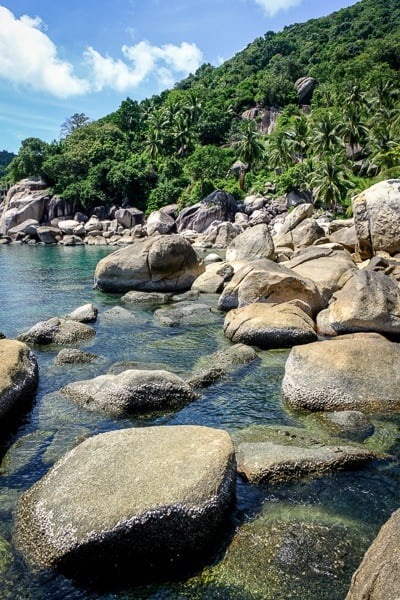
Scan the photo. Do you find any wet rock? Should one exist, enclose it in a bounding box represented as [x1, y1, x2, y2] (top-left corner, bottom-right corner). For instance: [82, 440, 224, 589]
[236, 441, 374, 484]
[224, 301, 317, 349]
[317, 411, 375, 441]
[17, 317, 95, 346]
[282, 332, 400, 413]
[0, 339, 38, 426]
[186, 343, 259, 388]
[121, 291, 172, 305]
[14, 426, 236, 584]
[61, 369, 197, 415]
[346, 507, 400, 600]
[54, 349, 99, 366]
[65, 303, 98, 323]
[154, 302, 220, 326]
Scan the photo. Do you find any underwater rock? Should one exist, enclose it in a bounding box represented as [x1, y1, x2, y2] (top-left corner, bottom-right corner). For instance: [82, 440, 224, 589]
[14, 426, 236, 585]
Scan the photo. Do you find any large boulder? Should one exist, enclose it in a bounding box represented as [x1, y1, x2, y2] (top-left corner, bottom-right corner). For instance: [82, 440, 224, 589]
[286, 246, 356, 305]
[346, 508, 400, 600]
[14, 426, 236, 584]
[282, 332, 400, 413]
[61, 369, 197, 415]
[0, 339, 38, 426]
[225, 223, 275, 262]
[224, 301, 317, 349]
[218, 258, 323, 315]
[295, 76, 316, 104]
[324, 269, 400, 338]
[0, 179, 49, 234]
[192, 261, 234, 294]
[94, 234, 205, 293]
[114, 207, 144, 229]
[176, 190, 237, 233]
[146, 210, 175, 236]
[352, 179, 400, 258]
[17, 317, 95, 346]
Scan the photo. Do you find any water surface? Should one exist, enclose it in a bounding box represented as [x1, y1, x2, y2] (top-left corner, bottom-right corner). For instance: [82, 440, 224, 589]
[0, 245, 399, 599]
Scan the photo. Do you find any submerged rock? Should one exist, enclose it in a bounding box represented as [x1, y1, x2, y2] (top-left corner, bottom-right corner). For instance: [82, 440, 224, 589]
[282, 332, 400, 413]
[17, 317, 95, 346]
[186, 343, 259, 388]
[61, 369, 197, 415]
[54, 349, 99, 366]
[236, 441, 374, 484]
[154, 302, 220, 326]
[14, 426, 236, 585]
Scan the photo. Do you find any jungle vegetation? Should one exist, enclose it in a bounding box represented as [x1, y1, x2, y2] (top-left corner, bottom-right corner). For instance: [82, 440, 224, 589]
[4, 0, 400, 215]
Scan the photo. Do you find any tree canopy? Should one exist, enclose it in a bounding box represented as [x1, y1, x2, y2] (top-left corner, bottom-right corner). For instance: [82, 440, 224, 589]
[3, 0, 400, 214]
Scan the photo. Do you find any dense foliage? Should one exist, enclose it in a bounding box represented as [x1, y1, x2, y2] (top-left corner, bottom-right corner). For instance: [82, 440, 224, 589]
[0, 150, 15, 179]
[4, 0, 400, 214]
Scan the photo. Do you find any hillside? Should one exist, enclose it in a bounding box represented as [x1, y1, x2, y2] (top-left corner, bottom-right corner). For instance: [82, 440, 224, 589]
[4, 0, 400, 215]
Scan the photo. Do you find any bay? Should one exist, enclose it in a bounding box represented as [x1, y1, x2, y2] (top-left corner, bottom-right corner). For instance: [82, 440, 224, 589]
[0, 244, 399, 599]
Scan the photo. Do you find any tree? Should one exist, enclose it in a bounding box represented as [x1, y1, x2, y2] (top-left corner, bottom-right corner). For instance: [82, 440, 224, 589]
[60, 113, 91, 138]
[308, 154, 353, 212]
[7, 138, 50, 181]
[232, 119, 265, 170]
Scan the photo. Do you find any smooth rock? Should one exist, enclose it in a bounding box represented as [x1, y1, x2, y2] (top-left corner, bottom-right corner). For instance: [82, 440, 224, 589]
[65, 303, 98, 323]
[94, 234, 205, 293]
[225, 223, 275, 262]
[14, 426, 236, 584]
[218, 258, 323, 314]
[346, 507, 400, 600]
[0, 339, 38, 425]
[224, 301, 317, 349]
[17, 317, 95, 346]
[282, 332, 400, 413]
[61, 369, 197, 415]
[154, 302, 219, 326]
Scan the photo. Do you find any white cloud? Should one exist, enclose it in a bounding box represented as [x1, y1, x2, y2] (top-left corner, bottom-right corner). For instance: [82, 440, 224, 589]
[0, 6, 89, 96]
[254, 0, 302, 17]
[0, 6, 203, 97]
[85, 40, 203, 93]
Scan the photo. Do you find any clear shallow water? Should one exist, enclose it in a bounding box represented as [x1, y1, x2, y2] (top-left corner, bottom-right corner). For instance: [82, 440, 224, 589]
[0, 245, 399, 599]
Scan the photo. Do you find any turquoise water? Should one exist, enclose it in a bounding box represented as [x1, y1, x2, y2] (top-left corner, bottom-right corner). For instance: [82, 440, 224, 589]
[0, 245, 399, 599]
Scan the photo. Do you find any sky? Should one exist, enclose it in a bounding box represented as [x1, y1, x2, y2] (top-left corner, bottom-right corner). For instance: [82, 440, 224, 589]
[0, 0, 360, 154]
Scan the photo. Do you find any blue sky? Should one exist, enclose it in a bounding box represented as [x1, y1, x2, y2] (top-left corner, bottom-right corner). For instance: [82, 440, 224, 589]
[0, 0, 359, 153]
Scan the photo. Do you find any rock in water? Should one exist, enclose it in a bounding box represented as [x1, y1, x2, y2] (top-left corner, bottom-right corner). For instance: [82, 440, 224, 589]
[61, 369, 197, 415]
[346, 508, 400, 600]
[94, 234, 205, 293]
[14, 426, 236, 585]
[282, 332, 400, 413]
[0, 339, 38, 426]
[17, 317, 95, 346]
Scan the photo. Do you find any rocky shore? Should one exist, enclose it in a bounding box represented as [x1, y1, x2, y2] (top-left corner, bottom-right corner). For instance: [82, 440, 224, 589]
[1, 178, 400, 596]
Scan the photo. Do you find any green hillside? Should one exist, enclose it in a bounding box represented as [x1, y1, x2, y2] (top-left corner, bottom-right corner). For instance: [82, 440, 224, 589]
[5, 0, 400, 214]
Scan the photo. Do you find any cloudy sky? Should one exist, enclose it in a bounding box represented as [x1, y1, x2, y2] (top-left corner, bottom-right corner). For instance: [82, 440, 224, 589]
[0, 0, 359, 153]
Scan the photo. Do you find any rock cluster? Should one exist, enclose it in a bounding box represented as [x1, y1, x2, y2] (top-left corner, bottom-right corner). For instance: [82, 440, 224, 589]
[5, 178, 400, 593]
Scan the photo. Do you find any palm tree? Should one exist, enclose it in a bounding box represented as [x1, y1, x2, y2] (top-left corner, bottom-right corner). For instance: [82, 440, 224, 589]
[310, 112, 344, 157]
[337, 106, 369, 157]
[308, 154, 353, 213]
[233, 119, 265, 170]
[285, 115, 310, 162]
[266, 131, 292, 171]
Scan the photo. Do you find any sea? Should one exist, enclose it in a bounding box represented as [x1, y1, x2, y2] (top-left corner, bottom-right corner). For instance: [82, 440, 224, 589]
[0, 244, 399, 600]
